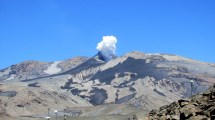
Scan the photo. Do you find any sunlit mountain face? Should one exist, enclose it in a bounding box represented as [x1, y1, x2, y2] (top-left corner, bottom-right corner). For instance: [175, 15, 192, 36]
[0, 51, 214, 119]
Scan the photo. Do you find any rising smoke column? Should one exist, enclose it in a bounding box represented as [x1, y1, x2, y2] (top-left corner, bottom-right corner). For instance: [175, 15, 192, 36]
[96, 36, 117, 61]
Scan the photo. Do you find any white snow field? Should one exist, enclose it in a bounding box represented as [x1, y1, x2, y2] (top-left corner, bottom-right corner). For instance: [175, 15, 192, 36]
[44, 61, 62, 74]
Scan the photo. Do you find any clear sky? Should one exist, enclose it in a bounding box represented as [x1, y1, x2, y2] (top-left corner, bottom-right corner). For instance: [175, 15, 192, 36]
[0, 0, 215, 69]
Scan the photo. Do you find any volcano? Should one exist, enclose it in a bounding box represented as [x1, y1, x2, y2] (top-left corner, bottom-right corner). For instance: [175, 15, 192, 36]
[0, 51, 214, 119]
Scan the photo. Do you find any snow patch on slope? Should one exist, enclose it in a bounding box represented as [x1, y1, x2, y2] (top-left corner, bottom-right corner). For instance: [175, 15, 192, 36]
[5, 74, 15, 81]
[44, 61, 62, 75]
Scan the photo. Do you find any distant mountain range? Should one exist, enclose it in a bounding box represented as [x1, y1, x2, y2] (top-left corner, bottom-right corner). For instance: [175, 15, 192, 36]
[0, 51, 214, 119]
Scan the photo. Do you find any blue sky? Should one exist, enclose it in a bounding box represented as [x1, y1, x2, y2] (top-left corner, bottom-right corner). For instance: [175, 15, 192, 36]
[0, 0, 215, 69]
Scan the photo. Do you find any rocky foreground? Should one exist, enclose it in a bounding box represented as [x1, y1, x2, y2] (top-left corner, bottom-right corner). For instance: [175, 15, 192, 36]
[147, 84, 215, 120]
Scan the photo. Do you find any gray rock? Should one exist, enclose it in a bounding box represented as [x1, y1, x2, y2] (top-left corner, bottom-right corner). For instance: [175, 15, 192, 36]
[148, 84, 215, 120]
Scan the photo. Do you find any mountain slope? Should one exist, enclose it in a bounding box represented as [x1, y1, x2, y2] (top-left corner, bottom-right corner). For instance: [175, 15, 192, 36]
[59, 51, 214, 106]
[0, 56, 88, 82]
[0, 51, 214, 119]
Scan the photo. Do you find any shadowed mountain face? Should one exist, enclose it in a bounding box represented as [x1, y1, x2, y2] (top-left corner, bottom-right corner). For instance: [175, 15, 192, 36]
[0, 51, 214, 118]
[97, 51, 106, 61]
[92, 57, 167, 84]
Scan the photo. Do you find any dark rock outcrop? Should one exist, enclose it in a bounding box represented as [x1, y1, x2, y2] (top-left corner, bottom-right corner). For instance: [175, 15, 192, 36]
[148, 84, 215, 120]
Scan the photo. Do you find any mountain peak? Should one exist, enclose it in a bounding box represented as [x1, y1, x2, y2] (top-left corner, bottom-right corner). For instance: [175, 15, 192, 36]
[94, 51, 117, 61]
[97, 51, 106, 61]
[0, 51, 214, 119]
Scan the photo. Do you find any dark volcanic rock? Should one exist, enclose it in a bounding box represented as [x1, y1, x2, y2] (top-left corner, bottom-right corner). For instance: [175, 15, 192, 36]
[97, 51, 106, 61]
[116, 93, 136, 104]
[0, 91, 17, 97]
[28, 82, 40, 87]
[153, 89, 166, 97]
[147, 84, 215, 120]
[89, 88, 108, 105]
[93, 57, 168, 84]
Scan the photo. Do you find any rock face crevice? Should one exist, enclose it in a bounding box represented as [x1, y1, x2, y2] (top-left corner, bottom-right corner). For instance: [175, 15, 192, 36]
[148, 84, 215, 120]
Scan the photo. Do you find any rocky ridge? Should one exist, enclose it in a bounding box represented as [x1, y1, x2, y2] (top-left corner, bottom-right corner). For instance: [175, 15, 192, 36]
[0, 56, 88, 81]
[148, 83, 215, 120]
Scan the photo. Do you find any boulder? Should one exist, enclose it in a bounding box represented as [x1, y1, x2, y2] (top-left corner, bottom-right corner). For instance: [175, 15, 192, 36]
[147, 83, 215, 120]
